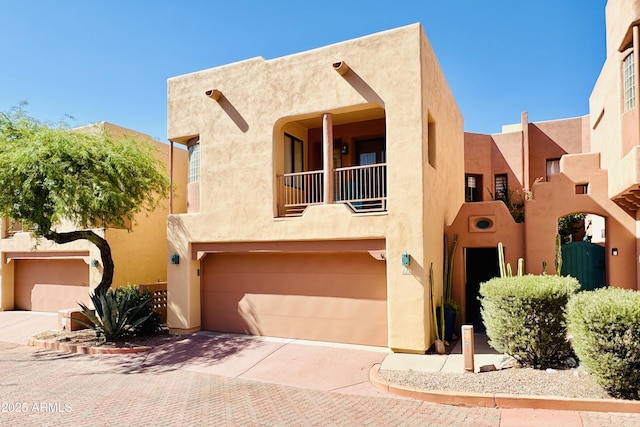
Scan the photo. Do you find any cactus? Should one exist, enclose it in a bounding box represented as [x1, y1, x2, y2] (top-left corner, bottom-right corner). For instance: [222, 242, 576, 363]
[542, 260, 548, 275]
[555, 234, 563, 275]
[429, 263, 441, 340]
[429, 263, 446, 353]
[443, 234, 458, 302]
[498, 242, 524, 277]
[517, 258, 524, 276]
[498, 242, 506, 278]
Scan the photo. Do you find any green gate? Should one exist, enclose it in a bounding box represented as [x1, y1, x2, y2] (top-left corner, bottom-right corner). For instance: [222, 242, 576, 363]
[561, 241, 605, 291]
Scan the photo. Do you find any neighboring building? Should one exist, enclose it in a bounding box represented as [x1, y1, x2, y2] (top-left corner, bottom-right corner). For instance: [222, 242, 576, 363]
[0, 122, 188, 313]
[166, 0, 639, 352]
[448, 0, 640, 329]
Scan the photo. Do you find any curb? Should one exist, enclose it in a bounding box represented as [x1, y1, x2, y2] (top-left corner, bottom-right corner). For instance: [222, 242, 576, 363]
[27, 338, 152, 355]
[369, 364, 640, 414]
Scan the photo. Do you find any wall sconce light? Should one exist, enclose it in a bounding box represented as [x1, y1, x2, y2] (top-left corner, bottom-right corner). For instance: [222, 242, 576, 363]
[402, 252, 411, 267]
[341, 144, 349, 155]
[90, 259, 99, 267]
[612, 248, 618, 256]
[171, 253, 180, 265]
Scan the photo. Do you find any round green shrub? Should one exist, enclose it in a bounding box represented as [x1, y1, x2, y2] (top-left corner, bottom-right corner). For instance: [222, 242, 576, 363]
[567, 288, 640, 400]
[479, 275, 579, 369]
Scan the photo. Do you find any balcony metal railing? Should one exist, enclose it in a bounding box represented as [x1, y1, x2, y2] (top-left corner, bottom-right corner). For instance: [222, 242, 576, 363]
[335, 163, 387, 212]
[277, 170, 324, 216]
[277, 164, 387, 217]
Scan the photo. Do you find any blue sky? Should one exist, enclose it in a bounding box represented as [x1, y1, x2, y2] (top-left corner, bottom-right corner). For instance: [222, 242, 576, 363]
[1, 1, 606, 141]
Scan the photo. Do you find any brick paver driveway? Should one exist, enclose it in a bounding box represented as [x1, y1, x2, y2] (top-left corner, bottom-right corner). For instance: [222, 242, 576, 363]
[0, 342, 638, 426]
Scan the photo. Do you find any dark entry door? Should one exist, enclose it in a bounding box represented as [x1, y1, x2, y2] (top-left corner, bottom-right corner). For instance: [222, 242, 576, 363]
[465, 247, 500, 331]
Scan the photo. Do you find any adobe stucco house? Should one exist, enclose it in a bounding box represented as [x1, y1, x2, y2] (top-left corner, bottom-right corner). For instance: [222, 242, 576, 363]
[167, 0, 639, 352]
[167, 23, 463, 353]
[0, 122, 188, 313]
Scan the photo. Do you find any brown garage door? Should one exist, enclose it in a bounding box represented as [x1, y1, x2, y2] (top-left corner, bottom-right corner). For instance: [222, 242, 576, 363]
[15, 259, 90, 312]
[201, 252, 387, 347]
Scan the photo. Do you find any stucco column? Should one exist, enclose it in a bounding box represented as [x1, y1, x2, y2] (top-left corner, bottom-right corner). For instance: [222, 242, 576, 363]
[323, 113, 334, 204]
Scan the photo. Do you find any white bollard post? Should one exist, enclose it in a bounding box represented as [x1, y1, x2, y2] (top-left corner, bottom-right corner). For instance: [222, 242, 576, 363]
[462, 325, 475, 373]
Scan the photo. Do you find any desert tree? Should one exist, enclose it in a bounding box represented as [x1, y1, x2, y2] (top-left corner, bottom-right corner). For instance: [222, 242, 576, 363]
[0, 105, 169, 294]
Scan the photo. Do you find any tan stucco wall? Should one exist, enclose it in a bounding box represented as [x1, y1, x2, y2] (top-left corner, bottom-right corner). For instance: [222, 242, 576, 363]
[106, 136, 187, 288]
[419, 29, 465, 347]
[167, 24, 464, 352]
[604, 0, 640, 55]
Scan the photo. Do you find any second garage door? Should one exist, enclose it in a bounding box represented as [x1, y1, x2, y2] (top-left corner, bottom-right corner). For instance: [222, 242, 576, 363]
[14, 259, 90, 312]
[201, 251, 387, 347]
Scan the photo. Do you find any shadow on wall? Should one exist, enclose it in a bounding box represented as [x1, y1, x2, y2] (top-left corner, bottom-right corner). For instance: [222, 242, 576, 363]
[335, 63, 385, 108]
[167, 217, 191, 258]
[213, 93, 249, 133]
[405, 255, 424, 286]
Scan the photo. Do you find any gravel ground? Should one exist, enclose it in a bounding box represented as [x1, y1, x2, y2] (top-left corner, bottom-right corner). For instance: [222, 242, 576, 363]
[379, 366, 613, 400]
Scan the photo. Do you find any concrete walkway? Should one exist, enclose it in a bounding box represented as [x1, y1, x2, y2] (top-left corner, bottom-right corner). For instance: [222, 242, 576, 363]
[0, 310, 59, 344]
[382, 333, 504, 374]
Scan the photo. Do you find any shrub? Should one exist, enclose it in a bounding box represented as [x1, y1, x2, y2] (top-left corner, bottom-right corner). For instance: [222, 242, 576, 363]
[114, 284, 164, 336]
[479, 275, 579, 368]
[566, 288, 640, 400]
[78, 290, 151, 341]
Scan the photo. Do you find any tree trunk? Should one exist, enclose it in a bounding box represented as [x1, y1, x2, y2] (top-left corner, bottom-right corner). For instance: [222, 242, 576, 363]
[43, 229, 114, 295]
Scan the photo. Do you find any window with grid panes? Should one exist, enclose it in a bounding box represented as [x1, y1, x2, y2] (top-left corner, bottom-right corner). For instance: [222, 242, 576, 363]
[188, 139, 200, 184]
[494, 174, 507, 200]
[624, 52, 635, 112]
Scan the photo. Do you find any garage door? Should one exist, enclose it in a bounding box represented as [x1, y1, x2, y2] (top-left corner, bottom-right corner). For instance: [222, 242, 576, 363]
[202, 252, 387, 346]
[14, 259, 90, 312]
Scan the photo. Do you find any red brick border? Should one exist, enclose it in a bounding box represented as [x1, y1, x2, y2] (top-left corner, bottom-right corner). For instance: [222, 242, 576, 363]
[27, 338, 151, 355]
[369, 364, 640, 414]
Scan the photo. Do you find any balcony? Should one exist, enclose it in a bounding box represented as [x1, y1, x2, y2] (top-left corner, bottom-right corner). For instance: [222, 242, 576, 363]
[277, 170, 324, 217]
[277, 163, 387, 217]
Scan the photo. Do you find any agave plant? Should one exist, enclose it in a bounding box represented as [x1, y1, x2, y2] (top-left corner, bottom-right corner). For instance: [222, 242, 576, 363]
[77, 290, 152, 341]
